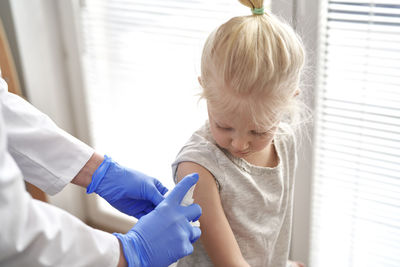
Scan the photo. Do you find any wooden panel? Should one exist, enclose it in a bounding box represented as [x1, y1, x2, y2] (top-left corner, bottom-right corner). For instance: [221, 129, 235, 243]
[24, 182, 47, 202]
[0, 18, 21, 96]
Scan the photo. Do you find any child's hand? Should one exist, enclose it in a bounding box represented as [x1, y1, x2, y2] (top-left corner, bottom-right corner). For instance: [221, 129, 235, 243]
[288, 260, 305, 267]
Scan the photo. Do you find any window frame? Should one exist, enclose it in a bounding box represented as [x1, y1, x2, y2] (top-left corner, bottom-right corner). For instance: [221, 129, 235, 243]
[56, 0, 137, 232]
[271, 0, 321, 265]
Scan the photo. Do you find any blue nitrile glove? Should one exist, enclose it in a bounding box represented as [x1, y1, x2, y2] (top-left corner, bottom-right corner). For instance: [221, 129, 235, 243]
[86, 155, 168, 218]
[113, 173, 202, 267]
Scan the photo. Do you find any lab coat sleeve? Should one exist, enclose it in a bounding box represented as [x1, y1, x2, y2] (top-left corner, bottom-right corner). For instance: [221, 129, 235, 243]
[0, 78, 94, 195]
[0, 107, 120, 267]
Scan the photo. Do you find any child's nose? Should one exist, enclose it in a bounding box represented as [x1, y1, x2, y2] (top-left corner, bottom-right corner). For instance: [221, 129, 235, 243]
[231, 136, 249, 151]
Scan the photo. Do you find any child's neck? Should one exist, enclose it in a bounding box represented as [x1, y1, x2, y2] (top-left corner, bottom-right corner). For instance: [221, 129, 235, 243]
[243, 141, 278, 168]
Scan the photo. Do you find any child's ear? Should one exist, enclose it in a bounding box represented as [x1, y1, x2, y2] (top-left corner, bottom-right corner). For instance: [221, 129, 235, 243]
[198, 76, 203, 87]
[294, 89, 300, 97]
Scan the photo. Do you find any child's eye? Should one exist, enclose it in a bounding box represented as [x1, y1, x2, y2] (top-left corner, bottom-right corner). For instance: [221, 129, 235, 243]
[216, 123, 232, 131]
[251, 130, 270, 136]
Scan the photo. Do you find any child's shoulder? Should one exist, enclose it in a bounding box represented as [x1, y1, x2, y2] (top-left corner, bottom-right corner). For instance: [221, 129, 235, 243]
[179, 122, 216, 152]
[174, 122, 222, 168]
[172, 121, 224, 181]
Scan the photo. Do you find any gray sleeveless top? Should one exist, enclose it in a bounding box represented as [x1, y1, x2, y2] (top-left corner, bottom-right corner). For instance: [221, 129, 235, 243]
[172, 122, 297, 267]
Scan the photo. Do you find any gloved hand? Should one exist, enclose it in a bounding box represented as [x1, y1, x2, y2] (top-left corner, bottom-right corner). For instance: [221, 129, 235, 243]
[86, 155, 168, 218]
[113, 173, 202, 267]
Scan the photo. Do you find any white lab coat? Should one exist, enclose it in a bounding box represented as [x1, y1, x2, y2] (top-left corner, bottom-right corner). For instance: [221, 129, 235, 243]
[0, 78, 119, 267]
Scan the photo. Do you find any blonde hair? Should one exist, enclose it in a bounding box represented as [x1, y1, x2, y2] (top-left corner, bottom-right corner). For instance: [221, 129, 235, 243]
[200, 0, 306, 128]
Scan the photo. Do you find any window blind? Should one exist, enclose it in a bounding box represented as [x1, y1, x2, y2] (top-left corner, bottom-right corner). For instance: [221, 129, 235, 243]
[311, 1, 400, 266]
[77, 1, 253, 215]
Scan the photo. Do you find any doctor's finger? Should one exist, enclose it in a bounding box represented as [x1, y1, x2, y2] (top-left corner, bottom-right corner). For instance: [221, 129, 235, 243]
[167, 173, 199, 204]
[154, 179, 169, 195]
[144, 205, 154, 214]
[135, 211, 147, 219]
[182, 203, 202, 222]
[181, 220, 202, 244]
[150, 190, 165, 206]
[190, 226, 201, 243]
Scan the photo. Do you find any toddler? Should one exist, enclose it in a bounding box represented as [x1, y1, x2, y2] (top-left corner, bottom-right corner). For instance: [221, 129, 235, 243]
[172, 0, 306, 266]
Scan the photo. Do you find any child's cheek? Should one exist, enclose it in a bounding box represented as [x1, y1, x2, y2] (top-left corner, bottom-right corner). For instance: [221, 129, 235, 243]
[255, 138, 273, 151]
[213, 131, 229, 148]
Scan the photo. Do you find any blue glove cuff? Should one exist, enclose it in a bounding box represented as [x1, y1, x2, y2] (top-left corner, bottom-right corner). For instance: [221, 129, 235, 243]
[113, 232, 142, 267]
[86, 155, 112, 194]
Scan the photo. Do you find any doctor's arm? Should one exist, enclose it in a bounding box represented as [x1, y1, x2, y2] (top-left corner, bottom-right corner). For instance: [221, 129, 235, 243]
[0, 106, 122, 266]
[71, 151, 104, 187]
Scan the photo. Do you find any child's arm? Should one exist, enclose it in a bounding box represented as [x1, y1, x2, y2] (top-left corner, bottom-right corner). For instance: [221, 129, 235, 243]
[176, 161, 250, 267]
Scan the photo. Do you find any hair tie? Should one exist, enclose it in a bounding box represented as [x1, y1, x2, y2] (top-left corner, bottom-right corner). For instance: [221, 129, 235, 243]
[252, 7, 265, 15]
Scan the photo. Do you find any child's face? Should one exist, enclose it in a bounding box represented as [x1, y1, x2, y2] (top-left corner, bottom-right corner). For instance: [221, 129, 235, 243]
[208, 104, 277, 160]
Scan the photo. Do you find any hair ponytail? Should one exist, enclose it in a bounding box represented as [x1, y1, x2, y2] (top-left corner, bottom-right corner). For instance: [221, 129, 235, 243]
[238, 0, 264, 10]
